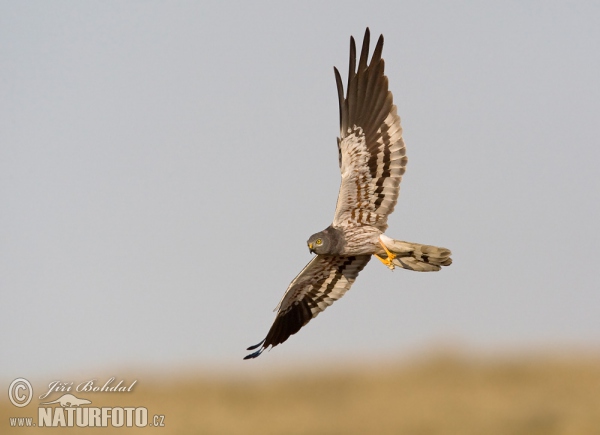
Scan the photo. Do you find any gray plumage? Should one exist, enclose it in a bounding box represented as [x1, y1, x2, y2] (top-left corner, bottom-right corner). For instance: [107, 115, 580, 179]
[245, 28, 452, 360]
[306, 226, 346, 256]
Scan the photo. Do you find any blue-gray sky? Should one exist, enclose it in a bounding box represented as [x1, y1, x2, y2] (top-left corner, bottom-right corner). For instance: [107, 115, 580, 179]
[2, 1, 599, 379]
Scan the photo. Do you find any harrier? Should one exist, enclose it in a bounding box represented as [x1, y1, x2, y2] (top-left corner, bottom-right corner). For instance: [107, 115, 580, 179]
[245, 28, 452, 359]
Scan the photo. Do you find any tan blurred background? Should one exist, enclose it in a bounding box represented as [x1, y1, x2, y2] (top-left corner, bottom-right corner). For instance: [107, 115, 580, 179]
[3, 350, 600, 434]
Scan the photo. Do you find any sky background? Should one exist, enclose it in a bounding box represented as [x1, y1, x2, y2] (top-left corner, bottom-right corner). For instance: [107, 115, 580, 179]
[1, 1, 599, 380]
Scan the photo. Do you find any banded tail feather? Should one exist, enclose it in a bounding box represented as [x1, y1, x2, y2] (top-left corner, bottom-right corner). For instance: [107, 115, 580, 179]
[380, 235, 452, 272]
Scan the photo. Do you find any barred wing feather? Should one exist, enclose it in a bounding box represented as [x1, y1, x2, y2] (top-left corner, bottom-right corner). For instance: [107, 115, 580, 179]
[244, 255, 370, 359]
[333, 28, 406, 232]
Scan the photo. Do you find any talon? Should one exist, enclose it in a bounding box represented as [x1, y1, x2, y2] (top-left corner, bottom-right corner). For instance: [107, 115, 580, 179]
[374, 253, 396, 270]
[374, 237, 397, 270]
[378, 238, 397, 261]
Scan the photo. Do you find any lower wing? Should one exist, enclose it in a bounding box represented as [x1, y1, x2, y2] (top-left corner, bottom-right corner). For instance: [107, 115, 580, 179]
[244, 254, 371, 359]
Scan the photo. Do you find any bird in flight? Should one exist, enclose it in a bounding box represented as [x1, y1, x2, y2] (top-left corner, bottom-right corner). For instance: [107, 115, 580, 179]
[244, 28, 452, 360]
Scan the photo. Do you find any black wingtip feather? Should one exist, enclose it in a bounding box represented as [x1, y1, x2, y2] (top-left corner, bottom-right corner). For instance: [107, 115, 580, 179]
[372, 34, 384, 64]
[358, 28, 370, 71]
[243, 348, 264, 360]
[246, 339, 265, 351]
[334, 67, 344, 130]
[244, 339, 267, 359]
[347, 36, 356, 98]
[335, 28, 389, 140]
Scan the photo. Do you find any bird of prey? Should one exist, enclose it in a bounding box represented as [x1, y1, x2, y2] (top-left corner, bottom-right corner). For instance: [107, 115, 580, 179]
[244, 28, 452, 360]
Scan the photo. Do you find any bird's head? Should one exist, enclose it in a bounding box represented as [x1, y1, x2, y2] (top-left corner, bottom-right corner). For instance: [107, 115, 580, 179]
[307, 226, 345, 255]
[307, 232, 328, 255]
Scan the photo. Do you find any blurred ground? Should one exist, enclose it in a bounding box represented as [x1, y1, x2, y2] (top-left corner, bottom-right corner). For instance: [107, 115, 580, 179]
[3, 351, 600, 435]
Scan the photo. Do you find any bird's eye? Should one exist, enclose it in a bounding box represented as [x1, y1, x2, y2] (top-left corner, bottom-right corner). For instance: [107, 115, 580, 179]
[315, 239, 323, 246]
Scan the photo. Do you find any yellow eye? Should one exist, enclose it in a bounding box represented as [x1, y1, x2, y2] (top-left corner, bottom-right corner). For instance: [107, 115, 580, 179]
[315, 239, 323, 246]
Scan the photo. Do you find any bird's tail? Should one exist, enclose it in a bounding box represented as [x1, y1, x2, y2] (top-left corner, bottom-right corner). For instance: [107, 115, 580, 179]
[380, 235, 452, 272]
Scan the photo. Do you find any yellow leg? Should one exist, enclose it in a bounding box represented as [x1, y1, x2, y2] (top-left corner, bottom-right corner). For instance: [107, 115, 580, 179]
[374, 238, 397, 270]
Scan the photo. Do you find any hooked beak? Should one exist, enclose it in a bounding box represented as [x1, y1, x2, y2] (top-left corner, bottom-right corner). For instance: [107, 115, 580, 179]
[308, 243, 315, 254]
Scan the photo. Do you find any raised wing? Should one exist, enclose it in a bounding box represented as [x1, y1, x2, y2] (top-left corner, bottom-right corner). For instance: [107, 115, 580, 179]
[333, 28, 407, 232]
[244, 255, 370, 359]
